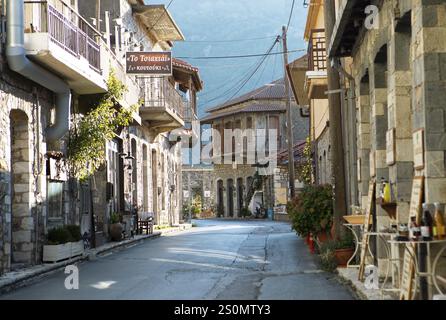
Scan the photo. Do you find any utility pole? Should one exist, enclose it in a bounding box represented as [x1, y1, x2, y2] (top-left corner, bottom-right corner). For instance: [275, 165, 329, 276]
[282, 26, 296, 199]
[323, 0, 347, 238]
[96, 0, 101, 33]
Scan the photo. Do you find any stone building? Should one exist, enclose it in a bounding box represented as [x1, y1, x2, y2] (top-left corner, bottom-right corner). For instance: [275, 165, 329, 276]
[0, 0, 193, 274]
[325, 0, 446, 295]
[201, 78, 309, 218]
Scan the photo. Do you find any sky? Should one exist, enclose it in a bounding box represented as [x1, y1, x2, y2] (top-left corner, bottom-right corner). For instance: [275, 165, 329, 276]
[147, 0, 308, 117]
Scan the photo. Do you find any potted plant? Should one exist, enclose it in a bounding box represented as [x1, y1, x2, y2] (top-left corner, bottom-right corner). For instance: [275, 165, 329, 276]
[109, 212, 123, 241]
[287, 185, 334, 247]
[43, 225, 84, 263]
[333, 232, 355, 267]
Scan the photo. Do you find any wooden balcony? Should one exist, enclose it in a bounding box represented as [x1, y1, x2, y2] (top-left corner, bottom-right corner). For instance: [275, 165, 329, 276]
[305, 29, 328, 99]
[138, 76, 185, 133]
[24, 0, 107, 94]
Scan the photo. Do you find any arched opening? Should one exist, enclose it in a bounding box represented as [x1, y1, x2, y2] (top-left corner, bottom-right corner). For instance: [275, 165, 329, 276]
[142, 144, 149, 212]
[236, 177, 244, 217]
[131, 139, 138, 207]
[227, 179, 234, 217]
[151, 149, 158, 224]
[10, 109, 33, 266]
[217, 180, 224, 217]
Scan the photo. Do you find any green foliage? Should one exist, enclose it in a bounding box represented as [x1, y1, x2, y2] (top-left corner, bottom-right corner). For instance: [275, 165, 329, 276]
[46, 225, 82, 245]
[110, 212, 121, 224]
[240, 207, 252, 218]
[68, 70, 137, 181]
[317, 240, 338, 272]
[287, 184, 334, 238]
[65, 225, 81, 242]
[296, 137, 313, 185]
[335, 231, 355, 250]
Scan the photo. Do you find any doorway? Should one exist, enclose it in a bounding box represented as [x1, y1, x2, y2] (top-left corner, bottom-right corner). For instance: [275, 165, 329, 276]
[227, 179, 234, 217]
[151, 150, 158, 224]
[217, 180, 224, 217]
[236, 178, 244, 217]
[10, 110, 32, 266]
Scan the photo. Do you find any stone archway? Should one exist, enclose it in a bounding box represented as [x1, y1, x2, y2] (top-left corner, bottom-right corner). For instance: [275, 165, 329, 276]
[9, 109, 33, 266]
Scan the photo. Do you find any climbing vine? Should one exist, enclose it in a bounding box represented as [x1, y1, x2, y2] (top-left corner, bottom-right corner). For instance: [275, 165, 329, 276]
[296, 137, 313, 186]
[67, 70, 137, 181]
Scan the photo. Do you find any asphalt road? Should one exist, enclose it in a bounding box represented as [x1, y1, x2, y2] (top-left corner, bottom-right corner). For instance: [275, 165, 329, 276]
[0, 220, 355, 300]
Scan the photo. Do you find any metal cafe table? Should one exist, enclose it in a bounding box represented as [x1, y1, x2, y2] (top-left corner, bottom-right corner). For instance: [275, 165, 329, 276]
[388, 238, 446, 299]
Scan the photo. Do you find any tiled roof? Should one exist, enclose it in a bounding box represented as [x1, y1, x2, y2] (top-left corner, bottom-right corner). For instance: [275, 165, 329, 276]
[205, 78, 288, 113]
[277, 140, 307, 164]
[173, 58, 199, 73]
[200, 103, 286, 123]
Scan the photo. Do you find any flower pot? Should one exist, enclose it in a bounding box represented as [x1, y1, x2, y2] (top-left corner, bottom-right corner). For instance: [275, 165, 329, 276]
[334, 248, 354, 267]
[317, 232, 332, 244]
[109, 223, 124, 241]
[43, 241, 84, 263]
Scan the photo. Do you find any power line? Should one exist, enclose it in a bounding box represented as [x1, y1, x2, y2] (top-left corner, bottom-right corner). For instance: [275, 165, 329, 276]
[199, 38, 280, 106]
[224, 37, 280, 103]
[286, 0, 296, 31]
[176, 48, 304, 60]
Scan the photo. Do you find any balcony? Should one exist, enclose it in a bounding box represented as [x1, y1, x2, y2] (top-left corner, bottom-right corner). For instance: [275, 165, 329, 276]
[305, 29, 328, 99]
[138, 76, 185, 133]
[23, 0, 107, 94]
[328, 0, 379, 57]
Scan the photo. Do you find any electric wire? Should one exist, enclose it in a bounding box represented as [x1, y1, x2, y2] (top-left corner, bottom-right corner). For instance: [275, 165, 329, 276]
[198, 37, 280, 106]
[176, 48, 304, 60]
[286, 0, 296, 32]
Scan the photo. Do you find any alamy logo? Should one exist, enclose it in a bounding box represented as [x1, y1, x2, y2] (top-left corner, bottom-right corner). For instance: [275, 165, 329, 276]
[173, 120, 279, 175]
[365, 5, 380, 30]
[64, 265, 79, 290]
[364, 265, 379, 290]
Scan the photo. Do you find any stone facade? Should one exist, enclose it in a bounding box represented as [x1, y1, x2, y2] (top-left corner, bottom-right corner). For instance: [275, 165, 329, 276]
[0, 0, 189, 275]
[329, 0, 446, 285]
[182, 166, 214, 218]
[201, 78, 309, 218]
[0, 58, 54, 273]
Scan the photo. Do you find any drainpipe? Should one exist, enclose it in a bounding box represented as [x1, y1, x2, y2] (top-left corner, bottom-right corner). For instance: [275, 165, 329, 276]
[6, 0, 71, 142]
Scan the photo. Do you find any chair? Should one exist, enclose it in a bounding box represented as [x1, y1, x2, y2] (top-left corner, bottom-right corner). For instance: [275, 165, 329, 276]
[137, 212, 154, 235]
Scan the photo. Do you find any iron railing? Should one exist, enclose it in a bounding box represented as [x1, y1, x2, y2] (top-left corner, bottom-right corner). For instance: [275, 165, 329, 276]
[24, 0, 101, 73]
[138, 76, 185, 119]
[308, 28, 327, 72]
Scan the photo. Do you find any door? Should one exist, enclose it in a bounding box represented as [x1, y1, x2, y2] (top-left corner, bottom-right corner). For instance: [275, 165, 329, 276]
[227, 179, 234, 217]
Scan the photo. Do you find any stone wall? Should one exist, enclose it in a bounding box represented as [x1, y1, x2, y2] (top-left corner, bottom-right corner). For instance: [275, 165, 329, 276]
[346, 0, 446, 278]
[314, 127, 331, 185]
[0, 60, 54, 274]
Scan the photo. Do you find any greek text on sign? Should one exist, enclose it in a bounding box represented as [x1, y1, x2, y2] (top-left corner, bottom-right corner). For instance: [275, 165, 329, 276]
[126, 52, 172, 75]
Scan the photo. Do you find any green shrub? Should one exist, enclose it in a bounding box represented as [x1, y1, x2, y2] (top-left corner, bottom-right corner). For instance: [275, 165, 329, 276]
[335, 231, 355, 250]
[47, 226, 74, 245]
[287, 184, 333, 238]
[110, 213, 120, 224]
[65, 225, 82, 242]
[317, 241, 338, 272]
[240, 207, 252, 218]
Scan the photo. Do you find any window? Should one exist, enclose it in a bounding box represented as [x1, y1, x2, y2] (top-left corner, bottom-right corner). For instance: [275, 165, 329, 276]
[48, 181, 63, 219]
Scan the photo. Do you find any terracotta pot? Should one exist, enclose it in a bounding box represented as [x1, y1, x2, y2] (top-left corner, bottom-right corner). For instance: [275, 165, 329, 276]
[317, 232, 332, 244]
[335, 248, 354, 267]
[109, 223, 123, 241]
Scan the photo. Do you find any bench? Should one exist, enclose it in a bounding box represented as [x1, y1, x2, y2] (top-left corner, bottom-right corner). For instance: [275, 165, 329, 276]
[137, 212, 154, 235]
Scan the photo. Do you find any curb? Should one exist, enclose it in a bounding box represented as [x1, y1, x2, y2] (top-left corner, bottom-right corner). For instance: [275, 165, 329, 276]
[334, 269, 368, 300]
[0, 224, 192, 295]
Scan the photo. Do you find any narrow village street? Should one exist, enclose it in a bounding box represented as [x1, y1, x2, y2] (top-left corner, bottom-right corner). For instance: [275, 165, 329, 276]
[0, 220, 353, 300]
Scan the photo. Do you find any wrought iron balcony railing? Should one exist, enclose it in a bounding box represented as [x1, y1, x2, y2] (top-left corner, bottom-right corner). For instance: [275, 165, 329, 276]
[138, 76, 185, 119]
[308, 28, 327, 72]
[24, 0, 101, 73]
